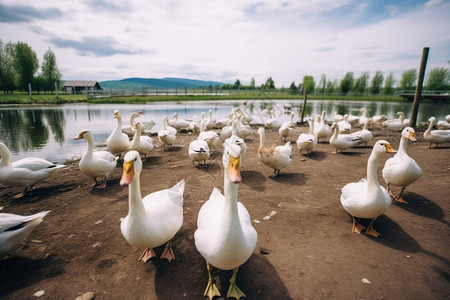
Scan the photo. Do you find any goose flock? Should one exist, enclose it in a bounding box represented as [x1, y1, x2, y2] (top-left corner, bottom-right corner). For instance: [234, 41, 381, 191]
[0, 104, 449, 298]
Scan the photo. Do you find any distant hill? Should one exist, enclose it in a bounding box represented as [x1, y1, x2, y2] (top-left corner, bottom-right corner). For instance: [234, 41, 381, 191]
[99, 77, 225, 90]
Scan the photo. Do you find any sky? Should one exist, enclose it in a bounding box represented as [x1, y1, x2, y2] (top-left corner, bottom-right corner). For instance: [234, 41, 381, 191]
[0, 0, 449, 87]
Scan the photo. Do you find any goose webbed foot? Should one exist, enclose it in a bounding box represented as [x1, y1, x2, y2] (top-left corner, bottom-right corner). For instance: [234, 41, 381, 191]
[351, 216, 365, 234]
[138, 248, 156, 262]
[204, 263, 221, 299]
[227, 267, 246, 300]
[160, 240, 175, 262]
[365, 219, 380, 237]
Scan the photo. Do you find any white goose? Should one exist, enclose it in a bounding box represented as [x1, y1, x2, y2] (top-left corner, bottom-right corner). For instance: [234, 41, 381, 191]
[279, 112, 295, 142]
[314, 111, 331, 142]
[189, 115, 201, 133]
[170, 112, 190, 131]
[265, 111, 282, 130]
[340, 140, 397, 237]
[130, 123, 154, 161]
[198, 119, 220, 152]
[358, 108, 370, 127]
[120, 151, 185, 262]
[106, 110, 130, 156]
[423, 116, 450, 148]
[296, 118, 317, 155]
[0, 142, 65, 198]
[205, 109, 216, 130]
[0, 210, 50, 257]
[75, 129, 119, 188]
[382, 111, 406, 131]
[122, 111, 143, 137]
[194, 141, 257, 299]
[158, 116, 177, 151]
[188, 139, 210, 166]
[329, 123, 361, 153]
[437, 115, 450, 129]
[225, 120, 247, 165]
[258, 127, 292, 177]
[382, 127, 423, 203]
[337, 114, 352, 132]
[352, 119, 374, 147]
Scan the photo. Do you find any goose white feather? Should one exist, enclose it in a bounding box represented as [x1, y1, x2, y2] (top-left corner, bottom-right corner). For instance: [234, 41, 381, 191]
[314, 111, 331, 142]
[279, 112, 295, 142]
[158, 116, 177, 151]
[423, 116, 450, 148]
[0, 142, 65, 198]
[106, 110, 130, 155]
[340, 140, 396, 237]
[122, 111, 143, 137]
[296, 118, 317, 155]
[382, 127, 423, 203]
[0, 210, 50, 257]
[188, 139, 210, 166]
[130, 122, 154, 161]
[382, 111, 406, 131]
[120, 151, 184, 262]
[329, 123, 361, 153]
[352, 119, 374, 147]
[75, 129, 118, 188]
[195, 141, 257, 299]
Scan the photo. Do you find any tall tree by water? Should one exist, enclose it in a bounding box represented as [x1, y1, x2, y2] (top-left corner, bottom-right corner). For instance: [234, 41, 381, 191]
[41, 47, 62, 93]
[12, 42, 39, 91]
[318, 74, 326, 93]
[425, 67, 449, 90]
[383, 72, 396, 95]
[302, 75, 315, 93]
[369, 71, 384, 94]
[0, 40, 17, 93]
[353, 72, 369, 94]
[399, 69, 417, 90]
[339, 72, 354, 93]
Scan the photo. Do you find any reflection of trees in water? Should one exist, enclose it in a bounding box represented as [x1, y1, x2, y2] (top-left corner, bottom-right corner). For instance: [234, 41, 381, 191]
[0, 109, 66, 153]
[44, 110, 65, 144]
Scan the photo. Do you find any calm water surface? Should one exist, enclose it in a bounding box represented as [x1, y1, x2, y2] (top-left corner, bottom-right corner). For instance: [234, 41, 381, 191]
[0, 99, 447, 163]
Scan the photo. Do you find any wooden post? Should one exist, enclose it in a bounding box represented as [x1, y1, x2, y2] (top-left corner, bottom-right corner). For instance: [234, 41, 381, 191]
[28, 83, 32, 100]
[410, 47, 429, 127]
[300, 90, 307, 123]
[55, 82, 58, 98]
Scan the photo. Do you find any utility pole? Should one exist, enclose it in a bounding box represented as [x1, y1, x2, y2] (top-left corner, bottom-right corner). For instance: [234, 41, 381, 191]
[410, 47, 429, 127]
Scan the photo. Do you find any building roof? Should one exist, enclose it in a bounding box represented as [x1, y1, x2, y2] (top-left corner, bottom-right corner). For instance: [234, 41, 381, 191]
[63, 80, 100, 87]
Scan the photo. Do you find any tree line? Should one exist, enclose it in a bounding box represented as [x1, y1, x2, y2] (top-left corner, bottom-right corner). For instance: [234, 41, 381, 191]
[0, 39, 61, 94]
[1, 39, 448, 95]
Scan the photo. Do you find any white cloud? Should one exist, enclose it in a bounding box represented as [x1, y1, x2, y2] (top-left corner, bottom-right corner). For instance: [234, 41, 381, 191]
[0, 0, 448, 86]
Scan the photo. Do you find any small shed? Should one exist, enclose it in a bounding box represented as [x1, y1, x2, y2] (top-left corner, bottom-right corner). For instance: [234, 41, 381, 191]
[63, 80, 102, 94]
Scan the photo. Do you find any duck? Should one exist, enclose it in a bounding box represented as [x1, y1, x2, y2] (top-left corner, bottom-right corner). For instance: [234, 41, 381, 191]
[204, 109, 216, 130]
[189, 115, 201, 133]
[382, 111, 406, 131]
[122, 111, 143, 137]
[75, 129, 119, 188]
[0, 142, 65, 198]
[265, 111, 282, 130]
[198, 119, 220, 152]
[226, 120, 247, 166]
[340, 140, 397, 237]
[0, 210, 50, 257]
[120, 151, 185, 262]
[170, 112, 190, 131]
[333, 111, 344, 123]
[314, 111, 331, 142]
[352, 119, 374, 147]
[329, 123, 361, 153]
[423, 116, 450, 148]
[337, 114, 352, 132]
[106, 110, 130, 156]
[194, 141, 257, 299]
[279, 112, 295, 142]
[358, 108, 370, 127]
[130, 122, 154, 161]
[258, 127, 292, 177]
[296, 118, 317, 155]
[236, 115, 254, 139]
[382, 127, 423, 204]
[158, 116, 177, 151]
[188, 139, 210, 166]
[371, 114, 387, 124]
[437, 114, 450, 129]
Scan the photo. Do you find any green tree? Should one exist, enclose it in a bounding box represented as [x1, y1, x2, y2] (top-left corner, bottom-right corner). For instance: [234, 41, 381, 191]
[326, 79, 338, 93]
[250, 77, 255, 89]
[0, 40, 17, 93]
[425, 67, 449, 90]
[41, 47, 61, 93]
[233, 79, 241, 90]
[302, 75, 315, 93]
[289, 81, 297, 93]
[263, 77, 275, 89]
[369, 71, 384, 94]
[399, 69, 417, 90]
[339, 72, 354, 93]
[12, 42, 39, 90]
[318, 74, 326, 93]
[383, 72, 396, 95]
[353, 72, 369, 94]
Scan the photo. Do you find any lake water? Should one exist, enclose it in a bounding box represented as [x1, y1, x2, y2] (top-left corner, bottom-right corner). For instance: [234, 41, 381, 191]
[0, 99, 448, 163]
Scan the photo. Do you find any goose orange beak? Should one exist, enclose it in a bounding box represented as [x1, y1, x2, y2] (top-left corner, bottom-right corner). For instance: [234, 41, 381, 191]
[228, 155, 242, 183]
[120, 161, 135, 186]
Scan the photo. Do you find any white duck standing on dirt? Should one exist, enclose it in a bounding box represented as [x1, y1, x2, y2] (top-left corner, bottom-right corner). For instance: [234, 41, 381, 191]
[423, 116, 450, 148]
[258, 127, 292, 177]
[0, 142, 65, 198]
[106, 110, 130, 156]
[279, 112, 295, 142]
[296, 118, 317, 155]
[75, 129, 119, 188]
[130, 122, 154, 161]
[158, 116, 177, 151]
[0, 211, 50, 257]
[382, 127, 423, 204]
[340, 140, 397, 237]
[195, 141, 257, 299]
[120, 151, 185, 262]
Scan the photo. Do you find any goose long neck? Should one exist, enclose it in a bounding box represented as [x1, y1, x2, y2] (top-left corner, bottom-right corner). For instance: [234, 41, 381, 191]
[221, 169, 242, 234]
[85, 136, 95, 157]
[128, 172, 145, 215]
[259, 129, 265, 147]
[366, 152, 380, 189]
[398, 135, 408, 154]
[0, 144, 11, 167]
[134, 126, 142, 140]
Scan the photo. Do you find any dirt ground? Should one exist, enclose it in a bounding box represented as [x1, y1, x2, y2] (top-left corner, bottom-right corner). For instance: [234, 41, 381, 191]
[0, 121, 449, 300]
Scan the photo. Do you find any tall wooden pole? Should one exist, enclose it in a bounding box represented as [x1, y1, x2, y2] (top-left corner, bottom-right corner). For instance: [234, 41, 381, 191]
[300, 90, 307, 123]
[409, 47, 429, 127]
